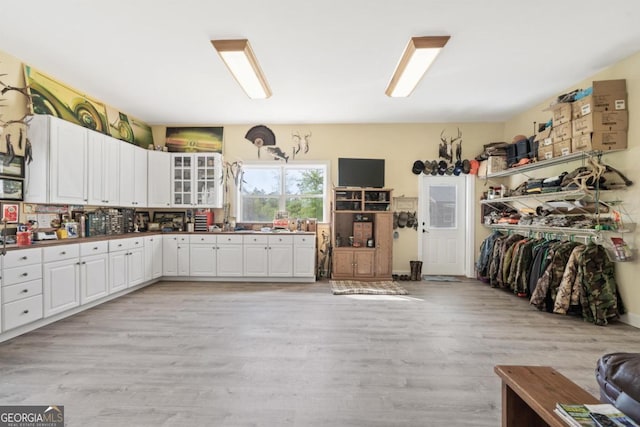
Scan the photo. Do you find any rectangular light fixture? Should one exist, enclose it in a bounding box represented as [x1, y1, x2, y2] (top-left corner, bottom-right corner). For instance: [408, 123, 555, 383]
[385, 36, 450, 97]
[211, 39, 272, 99]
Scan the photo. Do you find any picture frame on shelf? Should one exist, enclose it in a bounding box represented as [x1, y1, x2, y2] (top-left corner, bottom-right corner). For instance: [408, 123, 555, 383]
[0, 155, 25, 178]
[1, 203, 19, 223]
[0, 178, 24, 201]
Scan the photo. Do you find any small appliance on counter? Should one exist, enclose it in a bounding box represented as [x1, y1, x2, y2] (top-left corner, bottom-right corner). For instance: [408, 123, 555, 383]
[34, 231, 58, 241]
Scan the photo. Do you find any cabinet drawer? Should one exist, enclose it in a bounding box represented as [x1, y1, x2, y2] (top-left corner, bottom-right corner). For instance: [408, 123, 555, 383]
[268, 235, 293, 245]
[3, 248, 42, 266]
[109, 239, 129, 252]
[3, 264, 43, 286]
[294, 235, 315, 246]
[3, 279, 43, 304]
[244, 234, 268, 244]
[177, 235, 189, 244]
[129, 237, 144, 249]
[189, 234, 217, 244]
[3, 294, 43, 331]
[80, 240, 109, 256]
[43, 244, 80, 262]
[218, 234, 243, 244]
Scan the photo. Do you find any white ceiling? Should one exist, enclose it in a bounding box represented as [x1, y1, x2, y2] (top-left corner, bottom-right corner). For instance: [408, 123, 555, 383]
[2, 0, 640, 126]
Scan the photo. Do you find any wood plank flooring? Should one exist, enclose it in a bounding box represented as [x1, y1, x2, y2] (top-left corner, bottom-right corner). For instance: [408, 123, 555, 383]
[0, 279, 639, 426]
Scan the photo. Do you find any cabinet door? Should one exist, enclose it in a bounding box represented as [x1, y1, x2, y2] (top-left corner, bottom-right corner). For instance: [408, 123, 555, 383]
[244, 244, 269, 276]
[171, 154, 193, 207]
[147, 150, 171, 207]
[133, 147, 148, 207]
[189, 244, 217, 276]
[109, 251, 128, 293]
[81, 253, 109, 304]
[127, 247, 145, 287]
[43, 259, 80, 316]
[194, 154, 222, 207]
[354, 251, 375, 278]
[332, 249, 355, 278]
[217, 244, 243, 276]
[268, 244, 293, 276]
[151, 237, 163, 279]
[103, 136, 120, 205]
[49, 118, 87, 204]
[144, 237, 153, 282]
[374, 212, 393, 278]
[87, 131, 106, 205]
[119, 141, 135, 206]
[294, 245, 316, 277]
[162, 236, 178, 276]
[177, 239, 190, 276]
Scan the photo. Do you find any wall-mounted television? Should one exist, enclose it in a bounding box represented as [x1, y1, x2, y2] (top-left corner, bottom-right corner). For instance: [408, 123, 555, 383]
[338, 158, 385, 188]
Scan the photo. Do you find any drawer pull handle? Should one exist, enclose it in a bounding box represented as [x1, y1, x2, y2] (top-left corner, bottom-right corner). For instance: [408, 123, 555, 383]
[118, 244, 122, 247]
[20, 256, 27, 260]
[21, 272, 28, 277]
[61, 251, 66, 255]
[93, 247, 99, 250]
[23, 310, 29, 315]
[135, 242, 139, 245]
[21, 289, 28, 293]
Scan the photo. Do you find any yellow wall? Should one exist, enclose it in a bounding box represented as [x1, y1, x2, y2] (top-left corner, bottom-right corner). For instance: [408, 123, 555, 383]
[154, 123, 505, 273]
[0, 50, 29, 156]
[502, 51, 640, 327]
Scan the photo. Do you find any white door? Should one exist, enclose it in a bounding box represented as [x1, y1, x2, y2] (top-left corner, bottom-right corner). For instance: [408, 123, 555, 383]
[420, 175, 467, 276]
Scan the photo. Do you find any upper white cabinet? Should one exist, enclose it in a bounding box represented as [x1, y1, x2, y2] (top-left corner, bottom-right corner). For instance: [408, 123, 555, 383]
[171, 153, 223, 208]
[25, 115, 88, 204]
[119, 142, 148, 207]
[147, 150, 171, 208]
[87, 130, 120, 206]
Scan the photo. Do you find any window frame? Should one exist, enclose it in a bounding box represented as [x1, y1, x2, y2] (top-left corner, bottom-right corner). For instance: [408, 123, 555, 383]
[237, 161, 329, 223]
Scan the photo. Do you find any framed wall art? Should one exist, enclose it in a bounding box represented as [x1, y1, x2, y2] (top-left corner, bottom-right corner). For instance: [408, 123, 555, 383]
[0, 178, 23, 201]
[0, 155, 25, 178]
[1, 203, 19, 223]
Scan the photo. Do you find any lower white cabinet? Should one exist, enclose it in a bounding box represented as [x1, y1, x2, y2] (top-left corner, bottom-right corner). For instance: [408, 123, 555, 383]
[177, 236, 190, 276]
[216, 235, 243, 277]
[79, 241, 109, 304]
[2, 248, 44, 331]
[294, 234, 316, 277]
[243, 235, 293, 277]
[162, 235, 178, 276]
[189, 235, 217, 276]
[43, 245, 81, 317]
[109, 237, 145, 293]
[144, 235, 163, 281]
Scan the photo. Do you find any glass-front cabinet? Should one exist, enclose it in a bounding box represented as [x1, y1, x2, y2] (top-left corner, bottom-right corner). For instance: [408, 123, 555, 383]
[171, 153, 223, 208]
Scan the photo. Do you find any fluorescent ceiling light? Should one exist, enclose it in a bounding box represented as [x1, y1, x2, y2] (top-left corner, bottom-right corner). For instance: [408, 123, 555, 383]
[385, 36, 450, 97]
[211, 39, 272, 99]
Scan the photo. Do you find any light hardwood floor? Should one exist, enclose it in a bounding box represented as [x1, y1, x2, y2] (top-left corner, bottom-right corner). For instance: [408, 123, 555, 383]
[0, 279, 639, 426]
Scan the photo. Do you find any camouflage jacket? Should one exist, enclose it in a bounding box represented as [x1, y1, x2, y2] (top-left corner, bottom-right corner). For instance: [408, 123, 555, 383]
[530, 241, 580, 311]
[577, 243, 620, 325]
[553, 245, 587, 314]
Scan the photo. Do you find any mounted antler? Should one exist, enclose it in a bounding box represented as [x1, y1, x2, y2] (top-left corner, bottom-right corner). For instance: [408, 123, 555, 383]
[439, 130, 453, 162]
[292, 132, 301, 159]
[302, 131, 311, 154]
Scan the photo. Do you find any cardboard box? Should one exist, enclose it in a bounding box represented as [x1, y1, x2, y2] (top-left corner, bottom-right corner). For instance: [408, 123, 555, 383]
[477, 160, 488, 178]
[553, 139, 572, 157]
[572, 133, 592, 152]
[552, 121, 572, 142]
[538, 144, 554, 161]
[571, 93, 627, 119]
[592, 131, 627, 151]
[572, 111, 628, 136]
[486, 156, 507, 174]
[534, 127, 553, 145]
[593, 79, 626, 94]
[551, 102, 572, 126]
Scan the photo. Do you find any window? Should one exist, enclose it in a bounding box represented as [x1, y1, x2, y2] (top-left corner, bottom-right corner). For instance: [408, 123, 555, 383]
[238, 162, 328, 222]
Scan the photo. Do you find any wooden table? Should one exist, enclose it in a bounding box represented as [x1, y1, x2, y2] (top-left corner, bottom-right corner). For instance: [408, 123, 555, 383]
[494, 365, 600, 427]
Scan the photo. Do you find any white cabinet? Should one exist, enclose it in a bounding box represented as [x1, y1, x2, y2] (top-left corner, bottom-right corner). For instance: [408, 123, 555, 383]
[43, 245, 81, 317]
[216, 234, 243, 276]
[294, 234, 316, 277]
[2, 248, 43, 331]
[25, 114, 88, 204]
[162, 235, 190, 276]
[109, 237, 144, 293]
[147, 150, 171, 208]
[189, 235, 217, 276]
[144, 235, 163, 281]
[171, 153, 223, 208]
[87, 130, 119, 206]
[243, 235, 293, 277]
[119, 142, 148, 207]
[79, 241, 109, 304]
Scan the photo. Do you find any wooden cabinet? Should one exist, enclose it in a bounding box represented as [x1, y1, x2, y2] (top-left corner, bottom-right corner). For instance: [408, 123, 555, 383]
[87, 130, 119, 206]
[25, 115, 88, 204]
[147, 150, 171, 208]
[43, 245, 81, 317]
[331, 188, 393, 280]
[171, 153, 223, 208]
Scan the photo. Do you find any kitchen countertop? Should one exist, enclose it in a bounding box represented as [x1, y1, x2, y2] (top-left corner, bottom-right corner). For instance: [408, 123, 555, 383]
[1, 230, 316, 251]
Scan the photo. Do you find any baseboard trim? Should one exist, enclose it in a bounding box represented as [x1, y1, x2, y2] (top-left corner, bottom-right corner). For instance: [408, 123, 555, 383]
[620, 312, 640, 329]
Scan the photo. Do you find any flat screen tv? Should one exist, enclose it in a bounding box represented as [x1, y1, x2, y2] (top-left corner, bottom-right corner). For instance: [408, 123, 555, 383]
[338, 158, 385, 188]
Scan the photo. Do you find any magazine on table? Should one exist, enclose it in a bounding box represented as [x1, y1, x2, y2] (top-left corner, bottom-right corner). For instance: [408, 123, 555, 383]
[555, 403, 639, 427]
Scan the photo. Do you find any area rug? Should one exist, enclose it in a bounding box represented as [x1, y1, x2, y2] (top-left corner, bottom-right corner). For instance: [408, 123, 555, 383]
[330, 280, 409, 295]
[422, 275, 461, 282]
